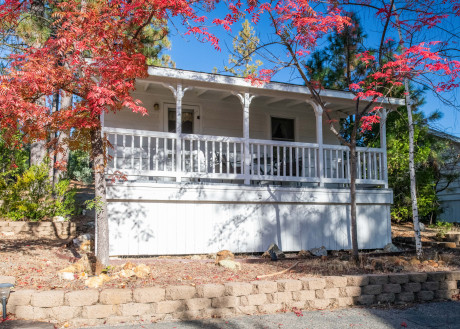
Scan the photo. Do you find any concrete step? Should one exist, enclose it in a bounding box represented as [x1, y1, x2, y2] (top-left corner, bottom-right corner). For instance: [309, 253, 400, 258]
[444, 233, 460, 244]
[430, 241, 458, 249]
[393, 236, 415, 244]
[393, 237, 459, 249]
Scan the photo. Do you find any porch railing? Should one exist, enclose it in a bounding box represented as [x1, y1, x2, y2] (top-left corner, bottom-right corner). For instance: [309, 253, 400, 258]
[104, 127, 387, 186]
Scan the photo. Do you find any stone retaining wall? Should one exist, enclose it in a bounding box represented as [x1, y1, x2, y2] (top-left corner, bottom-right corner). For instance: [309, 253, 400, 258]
[4, 271, 460, 327]
[0, 221, 76, 239]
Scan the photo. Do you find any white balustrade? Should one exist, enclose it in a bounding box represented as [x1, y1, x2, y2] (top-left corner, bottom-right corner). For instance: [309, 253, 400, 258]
[355, 147, 385, 184]
[322, 145, 350, 184]
[103, 127, 387, 186]
[248, 139, 320, 183]
[180, 134, 245, 179]
[105, 128, 177, 178]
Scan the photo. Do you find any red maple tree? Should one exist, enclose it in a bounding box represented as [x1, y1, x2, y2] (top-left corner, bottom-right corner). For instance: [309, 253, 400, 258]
[0, 0, 220, 264]
[1, 0, 459, 264]
[213, 0, 460, 259]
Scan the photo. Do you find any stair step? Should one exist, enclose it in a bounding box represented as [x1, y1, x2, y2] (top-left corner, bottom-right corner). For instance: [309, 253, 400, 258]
[444, 233, 460, 244]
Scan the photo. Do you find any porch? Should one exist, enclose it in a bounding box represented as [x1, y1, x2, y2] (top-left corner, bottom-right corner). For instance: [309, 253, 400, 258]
[103, 68, 399, 256]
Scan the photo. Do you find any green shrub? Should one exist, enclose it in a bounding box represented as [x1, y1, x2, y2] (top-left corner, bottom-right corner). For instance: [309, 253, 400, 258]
[429, 220, 454, 239]
[0, 163, 77, 221]
[0, 131, 29, 175]
[67, 150, 93, 184]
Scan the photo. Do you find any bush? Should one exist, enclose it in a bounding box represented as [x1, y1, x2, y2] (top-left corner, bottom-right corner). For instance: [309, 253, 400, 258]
[429, 220, 454, 239]
[67, 150, 93, 184]
[0, 131, 29, 175]
[0, 163, 77, 221]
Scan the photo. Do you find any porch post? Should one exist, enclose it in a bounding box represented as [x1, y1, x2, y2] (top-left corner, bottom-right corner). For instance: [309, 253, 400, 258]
[167, 83, 190, 182]
[312, 102, 324, 187]
[175, 84, 183, 182]
[236, 92, 255, 185]
[380, 109, 389, 188]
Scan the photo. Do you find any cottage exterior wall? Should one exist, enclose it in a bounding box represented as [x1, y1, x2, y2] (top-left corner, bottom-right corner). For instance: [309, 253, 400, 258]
[104, 88, 340, 145]
[107, 184, 392, 256]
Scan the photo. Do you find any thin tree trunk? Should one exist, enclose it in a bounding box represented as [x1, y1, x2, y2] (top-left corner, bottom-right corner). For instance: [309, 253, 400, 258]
[90, 123, 109, 266]
[405, 78, 423, 257]
[30, 96, 47, 166]
[349, 142, 359, 261]
[30, 141, 47, 166]
[49, 92, 59, 185]
[29, 0, 48, 168]
[54, 130, 70, 183]
[54, 93, 72, 183]
[394, 6, 423, 257]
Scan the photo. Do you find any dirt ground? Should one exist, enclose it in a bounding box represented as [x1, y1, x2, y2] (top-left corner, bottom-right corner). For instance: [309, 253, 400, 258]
[0, 221, 459, 291]
[391, 221, 459, 241]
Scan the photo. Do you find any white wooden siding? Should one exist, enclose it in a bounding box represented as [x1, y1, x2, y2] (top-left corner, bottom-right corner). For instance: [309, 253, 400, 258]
[104, 88, 339, 145]
[438, 176, 460, 223]
[107, 184, 392, 256]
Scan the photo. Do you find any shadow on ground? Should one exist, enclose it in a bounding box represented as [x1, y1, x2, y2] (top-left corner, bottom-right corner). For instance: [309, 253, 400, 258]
[78, 301, 460, 329]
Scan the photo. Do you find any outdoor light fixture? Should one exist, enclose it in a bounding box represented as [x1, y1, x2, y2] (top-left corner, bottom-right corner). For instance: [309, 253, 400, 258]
[0, 283, 14, 320]
[153, 103, 160, 111]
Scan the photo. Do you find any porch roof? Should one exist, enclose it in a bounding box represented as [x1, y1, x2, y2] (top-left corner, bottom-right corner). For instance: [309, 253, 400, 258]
[141, 67, 404, 115]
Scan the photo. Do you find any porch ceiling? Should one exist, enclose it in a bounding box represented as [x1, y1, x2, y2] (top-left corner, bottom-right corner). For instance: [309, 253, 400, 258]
[138, 67, 404, 117]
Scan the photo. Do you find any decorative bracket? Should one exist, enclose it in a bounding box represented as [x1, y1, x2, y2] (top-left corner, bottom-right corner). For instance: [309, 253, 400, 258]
[306, 99, 324, 116]
[233, 92, 255, 107]
[164, 83, 192, 100]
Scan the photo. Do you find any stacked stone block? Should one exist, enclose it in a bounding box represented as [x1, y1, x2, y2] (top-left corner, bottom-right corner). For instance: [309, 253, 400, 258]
[0, 221, 76, 239]
[3, 271, 459, 326]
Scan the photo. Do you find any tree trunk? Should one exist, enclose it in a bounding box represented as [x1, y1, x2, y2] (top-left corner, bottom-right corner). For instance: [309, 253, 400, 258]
[393, 5, 423, 257]
[405, 78, 423, 257]
[90, 124, 109, 266]
[26, 1, 48, 169]
[54, 93, 72, 183]
[30, 96, 47, 167]
[49, 92, 59, 185]
[30, 141, 47, 166]
[54, 130, 70, 183]
[349, 140, 359, 262]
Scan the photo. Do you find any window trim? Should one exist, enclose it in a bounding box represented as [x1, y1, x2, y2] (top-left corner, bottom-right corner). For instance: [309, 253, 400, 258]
[270, 115, 296, 142]
[163, 103, 201, 134]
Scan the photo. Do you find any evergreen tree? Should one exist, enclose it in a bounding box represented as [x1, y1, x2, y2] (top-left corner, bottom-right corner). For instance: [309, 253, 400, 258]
[383, 107, 459, 223]
[305, 12, 458, 225]
[141, 19, 175, 67]
[224, 19, 262, 77]
[307, 13, 373, 146]
[306, 12, 368, 91]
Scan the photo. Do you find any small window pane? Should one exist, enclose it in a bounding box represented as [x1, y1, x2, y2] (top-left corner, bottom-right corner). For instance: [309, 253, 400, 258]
[168, 109, 194, 134]
[271, 117, 294, 141]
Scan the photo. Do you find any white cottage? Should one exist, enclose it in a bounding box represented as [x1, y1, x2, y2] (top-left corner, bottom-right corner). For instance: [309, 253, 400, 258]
[103, 67, 403, 256]
[430, 129, 460, 223]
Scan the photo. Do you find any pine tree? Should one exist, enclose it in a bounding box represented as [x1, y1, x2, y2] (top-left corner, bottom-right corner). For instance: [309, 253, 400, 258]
[224, 19, 262, 77]
[307, 13, 373, 147]
[306, 12, 367, 91]
[141, 19, 175, 67]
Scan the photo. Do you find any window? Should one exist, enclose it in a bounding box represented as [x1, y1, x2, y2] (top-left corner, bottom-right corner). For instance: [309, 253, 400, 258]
[168, 109, 194, 134]
[271, 117, 294, 141]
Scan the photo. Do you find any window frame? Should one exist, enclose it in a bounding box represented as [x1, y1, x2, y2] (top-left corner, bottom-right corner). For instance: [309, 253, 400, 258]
[270, 116, 296, 142]
[163, 103, 200, 134]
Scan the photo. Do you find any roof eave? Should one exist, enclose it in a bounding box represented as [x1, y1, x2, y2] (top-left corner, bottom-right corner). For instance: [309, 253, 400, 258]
[146, 67, 405, 108]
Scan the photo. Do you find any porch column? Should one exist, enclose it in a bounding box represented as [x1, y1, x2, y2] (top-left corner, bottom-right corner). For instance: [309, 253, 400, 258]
[310, 102, 324, 187]
[168, 83, 190, 182]
[380, 109, 389, 188]
[236, 92, 255, 185]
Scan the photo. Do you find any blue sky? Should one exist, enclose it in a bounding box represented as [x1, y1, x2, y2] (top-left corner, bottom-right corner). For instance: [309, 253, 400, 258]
[165, 4, 460, 138]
